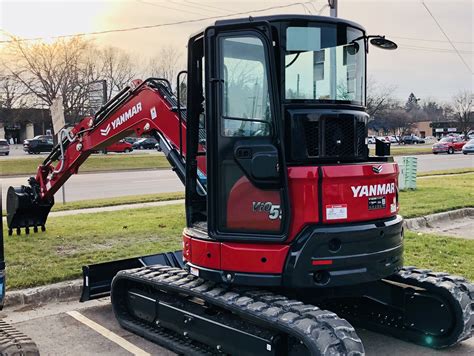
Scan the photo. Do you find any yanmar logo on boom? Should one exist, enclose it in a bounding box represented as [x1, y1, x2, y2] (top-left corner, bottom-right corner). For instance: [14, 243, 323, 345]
[351, 183, 395, 198]
[100, 102, 143, 136]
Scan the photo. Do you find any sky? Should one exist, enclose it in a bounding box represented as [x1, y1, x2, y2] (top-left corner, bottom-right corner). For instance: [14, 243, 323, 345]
[0, 0, 472, 103]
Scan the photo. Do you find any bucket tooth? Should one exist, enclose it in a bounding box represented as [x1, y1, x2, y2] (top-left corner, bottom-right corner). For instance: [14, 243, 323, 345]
[33, 226, 38, 233]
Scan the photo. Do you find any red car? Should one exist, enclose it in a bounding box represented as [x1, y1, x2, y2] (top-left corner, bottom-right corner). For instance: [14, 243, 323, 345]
[432, 136, 465, 154]
[103, 140, 133, 153]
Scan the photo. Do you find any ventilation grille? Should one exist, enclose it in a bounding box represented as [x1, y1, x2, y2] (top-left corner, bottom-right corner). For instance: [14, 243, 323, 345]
[324, 116, 355, 157]
[303, 120, 319, 157]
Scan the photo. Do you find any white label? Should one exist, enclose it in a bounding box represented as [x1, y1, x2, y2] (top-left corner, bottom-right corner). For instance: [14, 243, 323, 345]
[390, 197, 397, 213]
[190, 267, 199, 277]
[150, 107, 157, 120]
[326, 204, 347, 220]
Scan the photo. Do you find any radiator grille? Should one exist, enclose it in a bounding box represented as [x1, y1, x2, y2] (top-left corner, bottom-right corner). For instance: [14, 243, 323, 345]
[303, 120, 319, 157]
[289, 111, 369, 162]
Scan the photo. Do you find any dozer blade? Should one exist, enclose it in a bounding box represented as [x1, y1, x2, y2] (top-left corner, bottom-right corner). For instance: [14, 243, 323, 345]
[6, 179, 54, 236]
[80, 251, 183, 302]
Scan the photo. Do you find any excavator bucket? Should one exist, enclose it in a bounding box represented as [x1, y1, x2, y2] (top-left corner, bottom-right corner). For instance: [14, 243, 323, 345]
[6, 180, 54, 236]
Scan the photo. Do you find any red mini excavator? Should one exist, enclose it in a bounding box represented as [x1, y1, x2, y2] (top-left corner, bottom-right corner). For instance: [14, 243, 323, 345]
[5, 15, 473, 355]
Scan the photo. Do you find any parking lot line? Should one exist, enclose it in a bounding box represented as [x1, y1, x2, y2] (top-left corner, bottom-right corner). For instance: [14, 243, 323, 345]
[67, 311, 150, 356]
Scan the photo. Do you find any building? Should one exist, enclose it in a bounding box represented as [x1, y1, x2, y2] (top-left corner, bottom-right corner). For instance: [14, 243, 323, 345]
[411, 121, 431, 138]
[0, 108, 53, 142]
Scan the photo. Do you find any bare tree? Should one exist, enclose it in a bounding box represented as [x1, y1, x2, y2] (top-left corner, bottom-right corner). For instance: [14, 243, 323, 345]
[0, 70, 28, 109]
[4, 36, 93, 122]
[147, 45, 183, 89]
[452, 90, 473, 137]
[366, 78, 397, 117]
[98, 47, 137, 100]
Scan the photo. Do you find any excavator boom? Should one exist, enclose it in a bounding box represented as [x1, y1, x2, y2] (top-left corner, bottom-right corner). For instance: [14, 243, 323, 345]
[6, 78, 197, 235]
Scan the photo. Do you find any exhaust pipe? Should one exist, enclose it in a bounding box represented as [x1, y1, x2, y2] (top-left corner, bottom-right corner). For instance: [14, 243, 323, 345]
[6, 178, 54, 236]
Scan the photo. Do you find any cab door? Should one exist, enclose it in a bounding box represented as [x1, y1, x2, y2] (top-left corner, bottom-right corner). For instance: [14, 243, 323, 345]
[205, 23, 289, 242]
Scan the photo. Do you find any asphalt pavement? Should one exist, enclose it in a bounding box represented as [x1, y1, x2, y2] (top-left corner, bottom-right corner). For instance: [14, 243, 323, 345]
[0, 297, 471, 356]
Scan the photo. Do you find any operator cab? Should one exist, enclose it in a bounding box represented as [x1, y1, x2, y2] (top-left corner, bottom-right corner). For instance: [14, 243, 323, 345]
[184, 15, 397, 243]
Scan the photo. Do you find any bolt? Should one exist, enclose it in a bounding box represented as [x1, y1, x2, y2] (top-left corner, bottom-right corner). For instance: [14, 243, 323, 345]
[216, 345, 222, 351]
[88, 119, 93, 127]
[76, 143, 83, 151]
[155, 320, 160, 325]
[410, 323, 415, 327]
[440, 304, 444, 308]
[183, 331, 188, 337]
[226, 273, 232, 281]
[144, 123, 150, 131]
[440, 328, 445, 333]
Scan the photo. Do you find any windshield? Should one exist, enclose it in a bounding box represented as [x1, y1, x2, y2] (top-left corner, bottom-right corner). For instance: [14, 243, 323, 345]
[468, 139, 474, 144]
[439, 137, 453, 143]
[285, 24, 365, 105]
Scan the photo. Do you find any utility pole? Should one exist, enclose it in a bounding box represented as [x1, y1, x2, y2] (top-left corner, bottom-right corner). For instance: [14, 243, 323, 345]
[328, 0, 338, 17]
[328, 0, 338, 100]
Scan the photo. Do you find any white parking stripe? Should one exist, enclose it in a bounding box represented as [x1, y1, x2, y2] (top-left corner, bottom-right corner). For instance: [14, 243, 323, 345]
[67, 311, 150, 356]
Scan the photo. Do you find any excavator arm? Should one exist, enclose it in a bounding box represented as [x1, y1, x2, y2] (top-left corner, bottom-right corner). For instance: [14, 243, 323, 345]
[6, 78, 201, 235]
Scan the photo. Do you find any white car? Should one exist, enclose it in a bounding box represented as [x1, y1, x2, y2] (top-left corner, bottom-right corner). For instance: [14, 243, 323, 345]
[0, 139, 10, 156]
[367, 136, 376, 144]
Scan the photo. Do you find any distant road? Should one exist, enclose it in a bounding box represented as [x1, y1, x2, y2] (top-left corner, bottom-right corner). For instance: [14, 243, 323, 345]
[1, 153, 472, 207]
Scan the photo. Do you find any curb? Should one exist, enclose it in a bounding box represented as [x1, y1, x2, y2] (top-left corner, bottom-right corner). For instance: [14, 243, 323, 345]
[4, 279, 82, 309]
[404, 208, 474, 230]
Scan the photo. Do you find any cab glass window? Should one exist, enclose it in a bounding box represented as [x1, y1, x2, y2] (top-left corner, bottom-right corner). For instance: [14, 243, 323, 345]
[220, 35, 272, 137]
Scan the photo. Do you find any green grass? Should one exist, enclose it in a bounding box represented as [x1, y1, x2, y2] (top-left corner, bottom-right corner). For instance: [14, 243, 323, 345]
[382, 146, 433, 156]
[399, 174, 474, 218]
[417, 168, 474, 177]
[0, 154, 169, 176]
[404, 230, 474, 280]
[4, 204, 473, 290]
[4, 204, 185, 289]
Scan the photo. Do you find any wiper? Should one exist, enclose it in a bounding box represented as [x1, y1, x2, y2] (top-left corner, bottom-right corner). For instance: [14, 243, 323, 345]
[285, 52, 302, 68]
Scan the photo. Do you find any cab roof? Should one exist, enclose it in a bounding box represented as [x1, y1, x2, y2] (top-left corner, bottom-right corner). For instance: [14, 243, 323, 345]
[214, 14, 365, 32]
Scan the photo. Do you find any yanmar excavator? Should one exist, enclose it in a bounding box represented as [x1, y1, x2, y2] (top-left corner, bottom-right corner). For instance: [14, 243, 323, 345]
[5, 15, 473, 355]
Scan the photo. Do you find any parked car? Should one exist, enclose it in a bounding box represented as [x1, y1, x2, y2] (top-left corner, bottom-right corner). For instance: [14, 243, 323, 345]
[23, 135, 54, 154]
[0, 139, 10, 156]
[133, 137, 158, 149]
[123, 137, 138, 144]
[432, 136, 466, 154]
[367, 135, 376, 144]
[155, 143, 162, 152]
[462, 139, 474, 155]
[385, 136, 398, 143]
[102, 140, 133, 154]
[401, 135, 425, 144]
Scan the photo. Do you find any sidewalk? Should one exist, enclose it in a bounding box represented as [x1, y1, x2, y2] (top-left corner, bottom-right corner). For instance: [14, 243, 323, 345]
[49, 199, 185, 217]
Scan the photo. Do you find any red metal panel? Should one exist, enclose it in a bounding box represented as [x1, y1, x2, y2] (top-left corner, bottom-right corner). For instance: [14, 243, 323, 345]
[221, 243, 289, 273]
[321, 163, 399, 224]
[183, 234, 221, 270]
[226, 176, 281, 232]
[287, 167, 320, 242]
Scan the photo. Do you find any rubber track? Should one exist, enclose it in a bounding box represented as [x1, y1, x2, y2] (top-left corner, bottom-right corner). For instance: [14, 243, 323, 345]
[388, 266, 474, 347]
[0, 320, 39, 356]
[112, 265, 365, 355]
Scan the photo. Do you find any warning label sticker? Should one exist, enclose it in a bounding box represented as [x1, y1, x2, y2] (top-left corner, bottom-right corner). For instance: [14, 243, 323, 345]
[326, 204, 348, 220]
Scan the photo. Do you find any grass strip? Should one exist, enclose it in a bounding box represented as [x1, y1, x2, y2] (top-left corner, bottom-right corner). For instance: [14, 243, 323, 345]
[417, 168, 474, 177]
[399, 174, 473, 218]
[0, 154, 169, 177]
